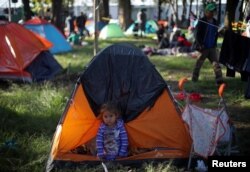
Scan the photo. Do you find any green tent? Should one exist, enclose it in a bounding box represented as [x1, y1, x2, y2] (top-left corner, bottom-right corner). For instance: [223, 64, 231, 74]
[99, 23, 125, 39]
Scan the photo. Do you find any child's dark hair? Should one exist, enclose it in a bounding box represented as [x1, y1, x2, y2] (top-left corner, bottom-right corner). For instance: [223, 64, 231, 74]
[99, 102, 120, 118]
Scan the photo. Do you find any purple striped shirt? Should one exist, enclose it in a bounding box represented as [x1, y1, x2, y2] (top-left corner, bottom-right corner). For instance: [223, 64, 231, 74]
[96, 119, 128, 160]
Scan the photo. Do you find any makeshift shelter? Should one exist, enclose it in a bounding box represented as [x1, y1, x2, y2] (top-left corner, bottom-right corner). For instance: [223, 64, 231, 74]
[24, 17, 72, 54]
[99, 23, 125, 39]
[85, 19, 106, 35]
[125, 22, 138, 35]
[46, 43, 191, 171]
[158, 20, 168, 27]
[0, 21, 62, 82]
[145, 20, 159, 33]
[125, 20, 159, 35]
[25, 51, 63, 82]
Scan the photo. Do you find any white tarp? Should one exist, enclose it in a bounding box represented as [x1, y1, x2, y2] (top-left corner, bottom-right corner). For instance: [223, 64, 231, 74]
[182, 104, 230, 158]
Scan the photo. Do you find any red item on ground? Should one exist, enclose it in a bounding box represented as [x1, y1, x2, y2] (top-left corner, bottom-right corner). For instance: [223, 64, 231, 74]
[189, 93, 202, 102]
[175, 92, 186, 101]
[175, 92, 202, 102]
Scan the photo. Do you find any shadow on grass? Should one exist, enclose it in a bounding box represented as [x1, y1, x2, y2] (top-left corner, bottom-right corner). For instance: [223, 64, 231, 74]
[0, 105, 58, 137]
[225, 105, 250, 156]
[0, 105, 56, 171]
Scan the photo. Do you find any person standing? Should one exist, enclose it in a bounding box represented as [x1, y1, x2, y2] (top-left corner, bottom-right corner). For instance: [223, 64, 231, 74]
[65, 12, 74, 37]
[137, 9, 147, 37]
[76, 12, 88, 37]
[192, 2, 224, 85]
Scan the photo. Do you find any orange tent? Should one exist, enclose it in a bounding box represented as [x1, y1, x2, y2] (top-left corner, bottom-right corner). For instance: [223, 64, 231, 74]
[0, 21, 52, 82]
[158, 20, 168, 27]
[46, 43, 191, 171]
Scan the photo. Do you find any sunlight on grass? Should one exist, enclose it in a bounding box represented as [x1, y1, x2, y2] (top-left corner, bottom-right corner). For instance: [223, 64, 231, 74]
[144, 161, 182, 172]
[0, 83, 66, 117]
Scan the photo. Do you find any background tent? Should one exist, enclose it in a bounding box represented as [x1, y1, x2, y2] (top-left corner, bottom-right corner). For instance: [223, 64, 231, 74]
[46, 43, 191, 171]
[0, 21, 62, 82]
[25, 51, 63, 82]
[125, 20, 159, 35]
[125, 22, 138, 35]
[99, 23, 125, 39]
[145, 20, 159, 33]
[24, 17, 72, 54]
[85, 19, 107, 35]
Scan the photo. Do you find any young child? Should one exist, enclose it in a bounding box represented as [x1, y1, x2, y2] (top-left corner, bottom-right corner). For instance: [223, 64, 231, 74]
[96, 102, 128, 161]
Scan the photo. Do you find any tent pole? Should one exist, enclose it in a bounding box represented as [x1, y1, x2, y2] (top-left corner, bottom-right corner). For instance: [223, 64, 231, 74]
[93, 0, 99, 55]
[8, 0, 12, 22]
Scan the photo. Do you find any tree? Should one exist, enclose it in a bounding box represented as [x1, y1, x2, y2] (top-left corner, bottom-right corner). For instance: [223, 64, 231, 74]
[158, 0, 163, 20]
[118, 0, 131, 30]
[217, 0, 221, 24]
[51, 0, 63, 31]
[224, 0, 239, 30]
[22, 0, 32, 20]
[178, 0, 188, 27]
[181, 0, 187, 21]
[188, 0, 194, 18]
[170, 0, 179, 26]
[159, 0, 180, 26]
[158, 0, 171, 21]
[99, 0, 110, 22]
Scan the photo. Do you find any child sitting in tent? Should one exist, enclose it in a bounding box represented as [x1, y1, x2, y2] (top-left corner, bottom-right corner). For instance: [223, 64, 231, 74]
[96, 102, 128, 160]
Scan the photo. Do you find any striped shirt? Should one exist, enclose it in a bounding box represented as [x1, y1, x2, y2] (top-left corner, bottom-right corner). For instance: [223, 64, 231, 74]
[96, 119, 128, 160]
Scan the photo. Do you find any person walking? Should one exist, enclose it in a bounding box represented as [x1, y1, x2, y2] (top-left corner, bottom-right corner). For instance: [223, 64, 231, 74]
[192, 2, 224, 85]
[137, 9, 147, 37]
[76, 12, 88, 37]
[65, 12, 74, 37]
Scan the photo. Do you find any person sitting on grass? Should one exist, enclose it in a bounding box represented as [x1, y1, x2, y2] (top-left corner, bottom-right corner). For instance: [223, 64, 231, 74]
[96, 102, 128, 161]
[67, 31, 81, 45]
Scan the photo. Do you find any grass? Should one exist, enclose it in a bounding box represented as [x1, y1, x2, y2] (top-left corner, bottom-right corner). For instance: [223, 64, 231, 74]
[0, 36, 250, 171]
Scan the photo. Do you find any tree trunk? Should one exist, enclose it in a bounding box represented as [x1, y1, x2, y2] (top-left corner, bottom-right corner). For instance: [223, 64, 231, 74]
[22, 0, 32, 21]
[169, 0, 179, 26]
[158, 1, 162, 20]
[52, 0, 63, 32]
[196, 0, 198, 16]
[238, 0, 244, 21]
[118, 0, 131, 30]
[218, 0, 221, 25]
[94, 0, 98, 55]
[182, 0, 187, 19]
[99, 0, 109, 22]
[187, 0, 194, 27]
[224, 0, 239, 30]
[188, 0, 193, 17]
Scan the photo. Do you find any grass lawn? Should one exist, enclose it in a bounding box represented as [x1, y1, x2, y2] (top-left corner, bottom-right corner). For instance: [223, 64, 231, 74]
[0, 36, 250, 172]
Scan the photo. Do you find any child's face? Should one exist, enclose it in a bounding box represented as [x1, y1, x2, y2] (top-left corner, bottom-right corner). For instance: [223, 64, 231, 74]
[102, 111, 117, 127]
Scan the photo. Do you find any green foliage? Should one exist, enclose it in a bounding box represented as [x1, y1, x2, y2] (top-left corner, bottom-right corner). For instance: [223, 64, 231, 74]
[0, 36, 249, 171]
[30, 0, 52, 16]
